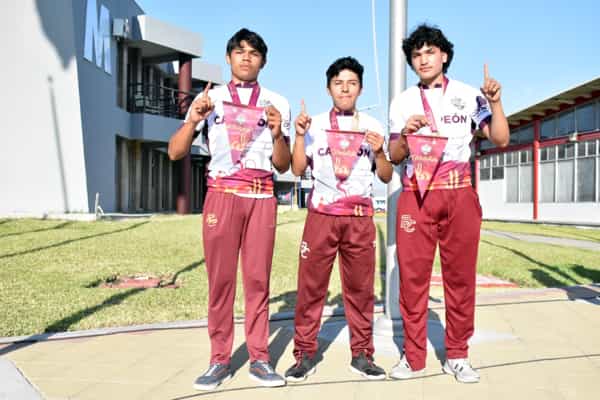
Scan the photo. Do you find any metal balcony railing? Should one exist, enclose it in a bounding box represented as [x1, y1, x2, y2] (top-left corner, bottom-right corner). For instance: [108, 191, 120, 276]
[127, 83, 196, 119]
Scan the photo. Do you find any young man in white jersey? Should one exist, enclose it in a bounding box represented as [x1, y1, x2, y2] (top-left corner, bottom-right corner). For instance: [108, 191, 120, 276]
[388, 24, 509, 383]
[284, 57, 393, 382]
[168, 28, 291, 390]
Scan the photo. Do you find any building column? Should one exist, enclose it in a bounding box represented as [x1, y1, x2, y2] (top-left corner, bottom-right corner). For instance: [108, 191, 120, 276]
[119, 42, 128, 108]
[157, 152, 164, 211]
[176, 54, 192, 214]
[119, 138, 130, 211]
[533, 120, 541, 220]
[147, 148, 155, 211]
[167, 159, 173, 210]
[134, 141, 143, 212]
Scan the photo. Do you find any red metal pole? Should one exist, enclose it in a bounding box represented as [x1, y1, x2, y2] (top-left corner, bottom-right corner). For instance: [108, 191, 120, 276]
[533, 120, 540, 220]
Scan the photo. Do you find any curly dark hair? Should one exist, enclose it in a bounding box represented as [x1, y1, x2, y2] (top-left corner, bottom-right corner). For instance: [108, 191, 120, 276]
[226, 28, 268, 65]
[402, 24, 454, 73]
[326, 56, 364, 88]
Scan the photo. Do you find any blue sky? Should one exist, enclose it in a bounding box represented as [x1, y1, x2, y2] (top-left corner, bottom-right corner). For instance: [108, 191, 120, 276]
[137, 0, 600, 125]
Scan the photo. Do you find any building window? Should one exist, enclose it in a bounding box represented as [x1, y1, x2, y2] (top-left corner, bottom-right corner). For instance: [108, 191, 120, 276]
[491, 153, 504, 179]
[576, 102, 596, 132]
[519, 164, 533, 202]
[540, 162, 555, 202]
[480, 156, 490, 180]
[557, 143, 575, 159]
[588, 140, 597, 156]
[520, 125, 535, 143]
[505, 150, 532, 203]
[540, 146, 556, 161]
[557, 110, 575, 137]
[506, 166, 518, 202]
[505, 151, 518, 166]
[510, 124, 535, 145]
[538, 140, 599, 204]
[577, 157, 596, 202]
[541, 117, 556, 139]
[480, 139, 495, 150]
[557, 160, 574, 202]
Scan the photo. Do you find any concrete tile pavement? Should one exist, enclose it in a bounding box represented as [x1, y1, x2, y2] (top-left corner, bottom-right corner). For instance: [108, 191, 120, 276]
[1, 285, 599, 400]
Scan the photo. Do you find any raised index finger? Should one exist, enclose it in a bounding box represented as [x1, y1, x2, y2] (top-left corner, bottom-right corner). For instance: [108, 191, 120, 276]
[483, 64, 489, 82]
[301, 99, 307, 115]
[202, 81, 212, 97]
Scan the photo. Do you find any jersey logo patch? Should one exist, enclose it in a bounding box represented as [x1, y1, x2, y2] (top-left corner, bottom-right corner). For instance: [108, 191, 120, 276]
[206, 213, 218, 227]
[451, 96, 466, 110]
[400, 214, 416, 233]
[300, 241, 311, 259]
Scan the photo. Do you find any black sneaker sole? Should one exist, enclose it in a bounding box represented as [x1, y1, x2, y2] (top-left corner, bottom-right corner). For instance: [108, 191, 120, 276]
[349, 366, 386, 380]
[193, 373, 232, 391]
[285, 366, 316, 382]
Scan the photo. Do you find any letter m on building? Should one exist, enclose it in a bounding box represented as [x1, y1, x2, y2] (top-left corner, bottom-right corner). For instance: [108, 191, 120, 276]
[83, 0, 111, 74]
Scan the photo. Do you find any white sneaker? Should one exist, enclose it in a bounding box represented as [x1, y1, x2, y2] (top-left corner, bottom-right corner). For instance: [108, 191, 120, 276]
[442, 358, 480, 383]
[389, 354, 425, 380]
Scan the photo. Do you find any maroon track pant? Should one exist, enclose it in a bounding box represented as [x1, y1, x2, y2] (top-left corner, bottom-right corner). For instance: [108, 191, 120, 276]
[396, 187, 482, 370]
[293, 211, 376, 360]
[202, 191, 277, 364]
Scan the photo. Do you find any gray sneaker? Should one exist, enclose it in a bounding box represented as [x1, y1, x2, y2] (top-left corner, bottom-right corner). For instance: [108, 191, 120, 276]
[193, 363, 232, 391]
[389, 354, 425, 380]
[442, 358, 480, 383]
[249, 360, 286, 387]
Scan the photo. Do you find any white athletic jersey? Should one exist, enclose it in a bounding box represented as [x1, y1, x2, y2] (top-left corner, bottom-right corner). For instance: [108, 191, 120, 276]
[304, 111, 389, 216]
[186, 83, 291, 198]
[389, 78, 491, 164]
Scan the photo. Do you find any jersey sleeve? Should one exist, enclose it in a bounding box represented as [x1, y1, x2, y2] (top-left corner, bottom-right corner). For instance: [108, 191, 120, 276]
[370, 118, 391, 162]
[303, 127, 315, 159]
[470, 87, 492, 130]
[279, 99, 292, 142]
[388, 96, 407, 141]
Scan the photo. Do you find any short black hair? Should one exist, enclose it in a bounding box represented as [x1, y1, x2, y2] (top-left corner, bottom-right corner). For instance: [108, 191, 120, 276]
[226, 28, 268, 64]
[326, 56, 364, 88]
[402, 24, 454, 73]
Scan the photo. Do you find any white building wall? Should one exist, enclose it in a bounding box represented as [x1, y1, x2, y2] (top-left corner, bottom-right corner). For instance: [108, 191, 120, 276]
[479, 180, 533, 220]
[538, 203, 600, 223]
[479, 178, 600, 223]
[0, 0, 89, 214]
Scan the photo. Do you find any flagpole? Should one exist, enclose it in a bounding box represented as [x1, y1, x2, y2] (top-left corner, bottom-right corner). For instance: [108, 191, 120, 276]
[374, 0, 406, 337]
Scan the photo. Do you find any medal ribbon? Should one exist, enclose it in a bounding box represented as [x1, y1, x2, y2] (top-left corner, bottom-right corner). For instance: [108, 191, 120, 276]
[227, 81, 261, 107]
[418, 76, 448, 134]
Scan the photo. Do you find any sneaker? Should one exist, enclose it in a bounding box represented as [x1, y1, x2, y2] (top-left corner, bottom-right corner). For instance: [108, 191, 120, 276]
[389, 354, 425, 380]
[193, 363, 232, 391]
[442, 358, 480, 383]
[285, 354, 316, 382]
[349, 352, 386, 380]
[249, 360, 286, 387]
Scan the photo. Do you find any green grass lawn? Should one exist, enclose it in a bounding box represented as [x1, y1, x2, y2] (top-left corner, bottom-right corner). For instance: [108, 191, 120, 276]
[1, 213, 599, 337]
[482, 220, 600, 242]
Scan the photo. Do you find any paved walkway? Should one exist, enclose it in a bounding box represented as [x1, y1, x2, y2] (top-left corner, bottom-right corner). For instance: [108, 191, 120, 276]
[1, 285, 599, 400]
[481, 230, 600, 251]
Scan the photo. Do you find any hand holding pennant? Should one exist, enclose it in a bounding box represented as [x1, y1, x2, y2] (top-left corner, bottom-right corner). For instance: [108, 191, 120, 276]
[365, 130, 385, 154]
